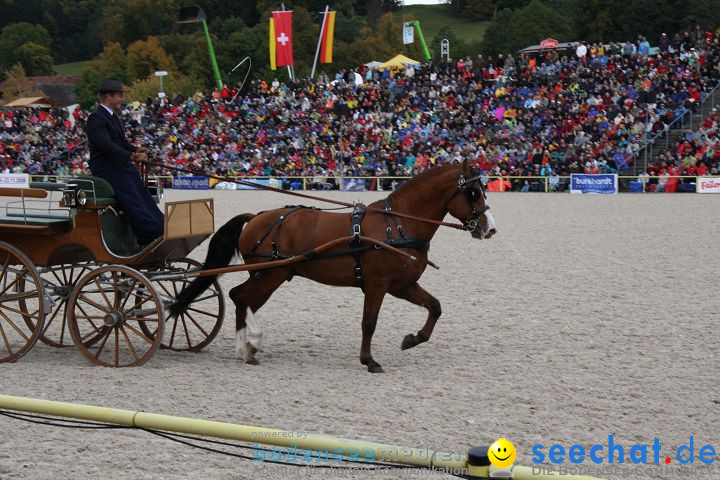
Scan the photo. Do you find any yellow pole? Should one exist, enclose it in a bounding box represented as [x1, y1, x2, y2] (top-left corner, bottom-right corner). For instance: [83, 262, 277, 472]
[0, 395, 605, 479]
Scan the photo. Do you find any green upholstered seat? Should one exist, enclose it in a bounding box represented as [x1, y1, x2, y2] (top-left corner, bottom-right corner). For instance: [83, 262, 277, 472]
[73, 176, 116, 206]
[0, 215, 71, 227]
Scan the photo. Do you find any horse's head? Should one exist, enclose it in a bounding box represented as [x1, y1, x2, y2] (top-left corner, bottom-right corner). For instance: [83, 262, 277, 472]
[446, 160, 496, 240]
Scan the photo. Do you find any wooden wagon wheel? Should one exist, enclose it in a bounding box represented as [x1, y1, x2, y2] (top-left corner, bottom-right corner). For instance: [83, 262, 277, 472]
[140, 258, 224, 352]
[0, 241, 46, 363]
[19, 263, 93, 348]
[67, 265, 164, 367]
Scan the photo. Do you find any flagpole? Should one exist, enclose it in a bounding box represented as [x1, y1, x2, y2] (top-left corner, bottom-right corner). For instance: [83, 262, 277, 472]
[311, 5, 330, 80]
[281, 3, 294, 82]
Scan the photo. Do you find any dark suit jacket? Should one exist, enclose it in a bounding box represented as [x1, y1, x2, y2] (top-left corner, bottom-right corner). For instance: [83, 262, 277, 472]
[86, 106, 135, 169]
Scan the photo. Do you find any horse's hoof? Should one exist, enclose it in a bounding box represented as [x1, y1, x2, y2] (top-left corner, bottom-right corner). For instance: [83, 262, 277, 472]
[245, 357, 260, 365]
[367, 364, 385, 373]
[401, 334, 416, 350]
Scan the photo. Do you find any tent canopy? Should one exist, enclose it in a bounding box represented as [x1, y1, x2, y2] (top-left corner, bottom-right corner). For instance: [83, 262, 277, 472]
[364, 60, 384, 69]
[380, 54, 420, 70]
[4, 96, 56, 108]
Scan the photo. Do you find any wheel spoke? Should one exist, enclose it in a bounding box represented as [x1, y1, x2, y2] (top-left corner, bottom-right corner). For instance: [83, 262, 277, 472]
[42, 298, 63, 333]
[181, 314, 191, 347]
[114, 327, 119, 366]
[193, 292, 219, 303]
[95, 278, 113, 310]
[118, 279, 138, 311]
[0, 302, 40, 320]
[76, 302, 103, 340]
[78, 294, 111, 313]
[123, 322, 154, 344]
[184, 311, 210, 337]
[119, 325, 140, 362]
[168, 316, 179, 349]
[0, 309, 29, 341]
[0, 320, 13, 355]
[93, 328, 112, 359]
[186, 305, 219, 318]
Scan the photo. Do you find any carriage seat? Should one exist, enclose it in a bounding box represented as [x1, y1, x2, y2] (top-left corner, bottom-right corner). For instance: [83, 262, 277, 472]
[73, 176, 117, 206]
[30, 176, 117, 206]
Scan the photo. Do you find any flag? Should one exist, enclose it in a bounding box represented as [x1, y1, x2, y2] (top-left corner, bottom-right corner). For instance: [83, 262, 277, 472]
[319, 11, 336, 63]
[269, 18, 277, 70]
[403, 22, 414, 44]
[272, 11, 294, 67]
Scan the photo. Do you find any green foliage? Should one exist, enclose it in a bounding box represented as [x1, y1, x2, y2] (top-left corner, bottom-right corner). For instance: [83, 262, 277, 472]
[126, 36, 176, 80]
[125, 72, 204, 102]
[0, 22, 54, 78]
[482, 0, 572, 54]
[76, 42, 129, 108]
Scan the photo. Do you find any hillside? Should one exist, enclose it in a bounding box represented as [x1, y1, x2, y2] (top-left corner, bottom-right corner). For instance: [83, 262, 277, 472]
[396, 4, 490, 45]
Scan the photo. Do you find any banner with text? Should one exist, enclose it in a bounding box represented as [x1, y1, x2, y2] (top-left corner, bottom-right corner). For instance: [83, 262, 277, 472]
[0, 173, 30, 188]
[173, 176, 210, 190]
[570, 174, 618, 194]
[697, 176, 720, 193]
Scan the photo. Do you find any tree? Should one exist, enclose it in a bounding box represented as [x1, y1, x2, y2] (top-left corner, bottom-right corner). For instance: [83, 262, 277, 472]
[0, 22, 54, 78]
[482, 0, 571, 55]
[76, 42, 129, 108]
[18, 42, 55, 76]
[126, 71, 204, 101]
[0, 63, 45, 103]
[126, 36, 176, 80]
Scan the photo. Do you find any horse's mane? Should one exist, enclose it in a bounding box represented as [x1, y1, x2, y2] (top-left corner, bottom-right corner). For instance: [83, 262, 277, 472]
[387, 163, 459, 201]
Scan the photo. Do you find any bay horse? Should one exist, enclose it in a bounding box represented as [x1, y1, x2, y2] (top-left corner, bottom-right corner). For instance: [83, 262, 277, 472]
[170, 160, 496, 372]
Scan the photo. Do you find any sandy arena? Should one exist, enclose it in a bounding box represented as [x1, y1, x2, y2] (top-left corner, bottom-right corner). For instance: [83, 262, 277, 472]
[1, 189, 718, 480]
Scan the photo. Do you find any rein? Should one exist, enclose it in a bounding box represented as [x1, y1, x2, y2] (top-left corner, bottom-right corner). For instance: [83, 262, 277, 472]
[140, 160, 468, 231]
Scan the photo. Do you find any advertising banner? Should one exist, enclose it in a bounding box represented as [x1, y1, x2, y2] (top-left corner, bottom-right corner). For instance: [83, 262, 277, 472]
[570, 174, 618, 194]
[696, 177, 720, 193]
[173, 176, 210, 190]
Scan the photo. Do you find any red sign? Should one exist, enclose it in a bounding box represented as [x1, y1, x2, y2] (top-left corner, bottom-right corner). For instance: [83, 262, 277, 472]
[540, 38, 559, 49]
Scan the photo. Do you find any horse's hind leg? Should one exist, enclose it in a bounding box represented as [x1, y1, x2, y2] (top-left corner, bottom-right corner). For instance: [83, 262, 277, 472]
[390, 283, 441, 351]
[229, 269, 288, 364]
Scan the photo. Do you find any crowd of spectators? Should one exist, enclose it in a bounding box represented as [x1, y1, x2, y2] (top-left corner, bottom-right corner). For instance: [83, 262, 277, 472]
[1, 28, 719, 192]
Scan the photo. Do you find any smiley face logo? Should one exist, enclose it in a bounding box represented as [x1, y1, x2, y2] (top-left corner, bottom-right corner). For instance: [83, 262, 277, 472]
[488, 438, 516, 468]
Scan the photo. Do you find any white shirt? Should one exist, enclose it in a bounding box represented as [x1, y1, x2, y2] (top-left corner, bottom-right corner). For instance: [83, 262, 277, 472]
[100, 104, 114, 116]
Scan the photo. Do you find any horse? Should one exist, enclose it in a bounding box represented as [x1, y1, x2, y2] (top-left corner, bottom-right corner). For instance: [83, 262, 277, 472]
[170, 160, 496, 373]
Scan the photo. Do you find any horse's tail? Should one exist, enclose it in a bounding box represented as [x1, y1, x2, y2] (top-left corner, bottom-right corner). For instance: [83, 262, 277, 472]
[169, 213, 255, 318]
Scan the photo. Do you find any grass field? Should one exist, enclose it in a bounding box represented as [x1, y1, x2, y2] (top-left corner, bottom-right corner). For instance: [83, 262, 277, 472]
[53, 61, 89, 76]
[396, 4, 489, 45]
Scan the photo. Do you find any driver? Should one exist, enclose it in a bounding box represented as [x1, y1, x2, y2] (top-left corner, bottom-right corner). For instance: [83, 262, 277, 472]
[85, 78, 164, 246]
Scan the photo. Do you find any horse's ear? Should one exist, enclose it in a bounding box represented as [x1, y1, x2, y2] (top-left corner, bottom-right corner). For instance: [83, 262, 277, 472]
[461, 157, 472, 177]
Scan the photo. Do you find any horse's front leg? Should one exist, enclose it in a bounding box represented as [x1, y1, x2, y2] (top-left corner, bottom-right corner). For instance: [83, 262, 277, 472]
[390, 283, 441, 350]
[360, 286, 387, 373]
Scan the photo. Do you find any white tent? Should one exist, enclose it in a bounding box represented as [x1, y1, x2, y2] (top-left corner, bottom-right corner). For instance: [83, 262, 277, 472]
[364, 61, 384, 70]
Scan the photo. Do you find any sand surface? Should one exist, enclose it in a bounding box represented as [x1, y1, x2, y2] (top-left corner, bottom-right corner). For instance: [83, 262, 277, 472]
[1, 190, 718, 480]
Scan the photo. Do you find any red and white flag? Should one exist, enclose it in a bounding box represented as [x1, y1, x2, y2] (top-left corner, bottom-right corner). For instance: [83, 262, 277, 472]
[272, 11, 294, 67]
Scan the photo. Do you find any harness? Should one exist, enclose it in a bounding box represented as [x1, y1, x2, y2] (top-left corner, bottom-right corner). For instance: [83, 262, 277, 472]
[243, 201, 431, 289]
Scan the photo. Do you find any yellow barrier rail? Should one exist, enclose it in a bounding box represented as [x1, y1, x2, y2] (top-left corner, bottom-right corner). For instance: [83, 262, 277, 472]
[0, 394, 604, 480]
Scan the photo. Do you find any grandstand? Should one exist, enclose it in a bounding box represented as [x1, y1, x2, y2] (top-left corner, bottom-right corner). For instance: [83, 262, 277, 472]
[1, 29, 719, 192]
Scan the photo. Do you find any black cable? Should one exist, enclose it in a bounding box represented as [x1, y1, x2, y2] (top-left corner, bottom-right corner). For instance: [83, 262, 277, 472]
[0, 410, 446, 473]
[0, 410, 127, 429]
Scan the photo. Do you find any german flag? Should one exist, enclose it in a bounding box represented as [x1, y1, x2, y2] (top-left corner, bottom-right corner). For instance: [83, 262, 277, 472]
[319, 11, 335, 64]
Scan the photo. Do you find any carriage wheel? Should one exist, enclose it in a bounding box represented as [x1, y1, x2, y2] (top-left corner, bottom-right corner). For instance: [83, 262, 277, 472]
[67, 265, 164, 367]
[141, 258, 224, 352]
[20, 263, 92, 348]
[0, 241, 46, 363]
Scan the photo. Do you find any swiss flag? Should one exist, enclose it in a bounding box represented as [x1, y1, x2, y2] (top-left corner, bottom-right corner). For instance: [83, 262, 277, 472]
[272, 11, 294, 67]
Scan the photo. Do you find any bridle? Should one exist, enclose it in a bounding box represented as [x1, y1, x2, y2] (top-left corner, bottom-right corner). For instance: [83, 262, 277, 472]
[445, 169, 490, 233]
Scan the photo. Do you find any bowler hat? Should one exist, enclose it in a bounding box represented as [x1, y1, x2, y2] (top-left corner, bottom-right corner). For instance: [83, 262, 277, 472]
[98, 77, 126, 93]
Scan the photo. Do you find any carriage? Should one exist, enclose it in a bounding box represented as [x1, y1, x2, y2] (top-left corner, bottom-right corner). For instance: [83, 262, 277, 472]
[0, 175, 224, 367]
